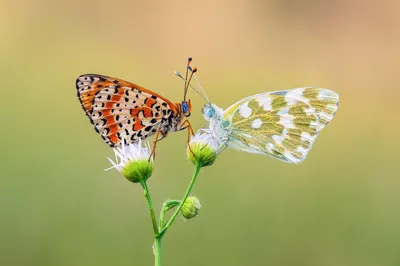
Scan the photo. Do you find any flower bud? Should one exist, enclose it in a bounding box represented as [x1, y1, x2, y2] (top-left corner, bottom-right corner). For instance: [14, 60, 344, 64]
[120, 159, 153, 183]
[187, 132, 218, 167]
[107, 140, 154, 183]
[181, 196, 201, 219]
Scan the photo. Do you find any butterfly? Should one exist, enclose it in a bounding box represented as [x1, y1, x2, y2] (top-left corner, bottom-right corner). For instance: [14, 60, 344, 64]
[201, 87, 339, 164]
[76, 58, 197, 154]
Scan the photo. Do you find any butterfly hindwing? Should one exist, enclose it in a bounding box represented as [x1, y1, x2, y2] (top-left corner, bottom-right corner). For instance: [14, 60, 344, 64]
[222, 88, 339, 163]
[76, 74, 177, 147]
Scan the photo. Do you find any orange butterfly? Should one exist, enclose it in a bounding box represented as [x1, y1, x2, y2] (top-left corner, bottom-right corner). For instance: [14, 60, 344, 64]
[76, 58, 196, 156]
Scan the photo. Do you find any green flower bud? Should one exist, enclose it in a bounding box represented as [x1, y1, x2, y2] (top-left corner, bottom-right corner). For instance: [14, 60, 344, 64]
[187, 132, 218, 167]
[107, 140, 154, 183]
[121, 159, 153, 183]
[181, 196, 201, 219]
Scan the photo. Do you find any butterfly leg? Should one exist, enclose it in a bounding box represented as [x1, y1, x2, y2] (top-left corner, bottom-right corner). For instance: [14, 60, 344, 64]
[217, 141, 229, 155]
[197, 127, 211, 134]
[149, 130, 166, 161]
[200, 136, 227, 154]
[179, 119, 196, 156]
[200, 136, 213, 150]
[180, 119, 195, 136]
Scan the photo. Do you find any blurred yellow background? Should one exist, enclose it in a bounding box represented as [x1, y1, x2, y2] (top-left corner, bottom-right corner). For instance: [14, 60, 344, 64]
[1, 0, 399, 265]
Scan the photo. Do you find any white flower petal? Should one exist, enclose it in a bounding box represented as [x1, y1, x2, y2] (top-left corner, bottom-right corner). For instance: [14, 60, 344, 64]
[105, 141, 153, 172]
[190, 132, 219, 152]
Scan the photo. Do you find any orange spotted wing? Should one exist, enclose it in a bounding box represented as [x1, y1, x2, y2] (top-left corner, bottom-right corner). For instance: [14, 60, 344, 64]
[76, 74, 178, 147]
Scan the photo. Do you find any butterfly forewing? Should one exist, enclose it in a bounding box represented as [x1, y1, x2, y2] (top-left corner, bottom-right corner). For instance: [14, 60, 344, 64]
[301, 88, 339, 129]
[222, 88, 339, 163]
[76, 74, 177, 147]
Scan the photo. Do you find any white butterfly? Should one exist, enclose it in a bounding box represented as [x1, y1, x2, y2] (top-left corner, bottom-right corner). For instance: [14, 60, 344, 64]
[201, 88, 339, 164]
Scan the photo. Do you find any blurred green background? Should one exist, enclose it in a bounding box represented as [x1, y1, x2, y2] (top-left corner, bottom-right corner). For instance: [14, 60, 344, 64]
[1, 0, 399, 265]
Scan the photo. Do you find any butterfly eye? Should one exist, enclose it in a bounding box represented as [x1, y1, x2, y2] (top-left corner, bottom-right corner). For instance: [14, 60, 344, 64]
[182, 102, 189, 113]
[207, 108, 214, 118]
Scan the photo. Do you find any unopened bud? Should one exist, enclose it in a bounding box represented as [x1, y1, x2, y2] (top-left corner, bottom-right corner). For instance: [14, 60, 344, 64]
[181, 196, 201, 219]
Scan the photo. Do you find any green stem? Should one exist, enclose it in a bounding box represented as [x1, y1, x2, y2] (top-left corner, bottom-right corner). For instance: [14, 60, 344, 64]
[159, 200, 181, 230]
[154, 237, 162, 266]
[160, 163, 202, 237]
[140, 181, 159, 236]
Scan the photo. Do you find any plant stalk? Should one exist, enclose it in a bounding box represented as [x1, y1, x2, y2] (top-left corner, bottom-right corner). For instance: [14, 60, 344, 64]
[140, 181, 159, 236]
[154, 236, 162, 266]
[159, 163, 202, 237]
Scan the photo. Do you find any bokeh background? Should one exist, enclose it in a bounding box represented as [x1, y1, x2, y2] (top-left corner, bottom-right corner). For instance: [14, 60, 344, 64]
[1, 0, 400, 265]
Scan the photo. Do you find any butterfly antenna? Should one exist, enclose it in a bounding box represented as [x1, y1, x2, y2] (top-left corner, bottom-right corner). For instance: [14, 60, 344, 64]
[184, 66, 196, 101]
[193, 72, 210, 103]
[183, 57, 192, 101]
[175, 71, 208, 102]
